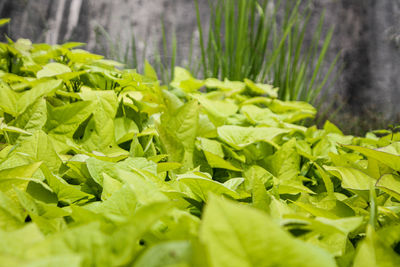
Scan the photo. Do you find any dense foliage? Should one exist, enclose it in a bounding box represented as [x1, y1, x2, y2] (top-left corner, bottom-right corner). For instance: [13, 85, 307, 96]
[0, 39, 400, 267]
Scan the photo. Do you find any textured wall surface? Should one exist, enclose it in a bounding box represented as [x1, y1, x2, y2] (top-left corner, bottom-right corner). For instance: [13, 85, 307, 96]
[329, 0, 400, 119]
[0, 0, 209, 61]
[1, 0, 399, 119]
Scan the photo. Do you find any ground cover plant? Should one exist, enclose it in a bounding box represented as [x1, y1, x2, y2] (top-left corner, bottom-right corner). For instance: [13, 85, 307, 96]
[0, 38, 400, 267]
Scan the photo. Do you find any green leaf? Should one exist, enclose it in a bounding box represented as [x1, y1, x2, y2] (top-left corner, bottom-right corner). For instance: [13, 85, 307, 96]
[244, 79, 278, 98]
[0, 190, 25, 230]
[205, 78, 245, 92]
[324, 165, 376, 191]
[345, 144, 400, 171]
[314, 163, 335, 197]
[217, 125, 290, 149]
[157, 100, 199, 171]
[10, 98, 47, 142]
[0, 18, 10, 26]
[250, 172, 271, 211]
[156, 162, 182, 173]
[15, 187, 66, 219]
[45, 101, 94, 136]
[134, 241, 193, 267]
[15, 131, 62, 172]
[37, 63, 72, 79]
[0, 161, 42, 179]
[67, 49, 103, 63]
[86, 157, 117, 186]
[88, 185, 137, 222]
[170, 100, 200, 151]
[178, 177, 240, 201]
[268, 99, 316, 116]
[109, 201, 174, 265]
[266, 138, 300, 177]
[0, 80, 62, 117]
[117, 170, 168, 204]
[197, 138, 242, 171]
[243, 165, 274, 190]
[353, 225, 400, 267]
[294, 197, 355, 219]
[23, 255, 82, 267]
[294, 216, 363, 256]
[376, 174, 400, 201]
[0, 119, 32, 136]
[41, 166, 95, 205]
[79, 87, 120, 152]
[241, 104, 279, 126]
[144, 60, 158, 80]
[0, 223, 44, 259]
[200, 196, 336, 267]
[101, 173, 122, 200]
[114, 117, 139, 144]
[323, 120, 343, 135]
[28, 222, 112, 266]
[170, 67, 204, 92]
[191, 94, 238, 126]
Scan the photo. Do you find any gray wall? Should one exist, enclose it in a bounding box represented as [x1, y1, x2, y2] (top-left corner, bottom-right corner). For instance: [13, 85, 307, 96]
[1, 0, 400, 121]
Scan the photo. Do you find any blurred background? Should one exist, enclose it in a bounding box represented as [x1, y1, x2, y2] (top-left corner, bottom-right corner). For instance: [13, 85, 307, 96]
[0, 0, 399, 134]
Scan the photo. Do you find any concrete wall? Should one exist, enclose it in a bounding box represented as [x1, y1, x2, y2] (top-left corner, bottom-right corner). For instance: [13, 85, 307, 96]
[0, 0, 209, 68]
[1, 0, 399, 120]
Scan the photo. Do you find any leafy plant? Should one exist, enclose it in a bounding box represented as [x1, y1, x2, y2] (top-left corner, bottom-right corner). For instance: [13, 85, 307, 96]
[0, 18, 10, 27]
[0, 38, 400, 266]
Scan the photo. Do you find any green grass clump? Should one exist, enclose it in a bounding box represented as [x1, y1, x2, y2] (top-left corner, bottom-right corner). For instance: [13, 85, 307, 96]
[194, 0, 337, 104]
